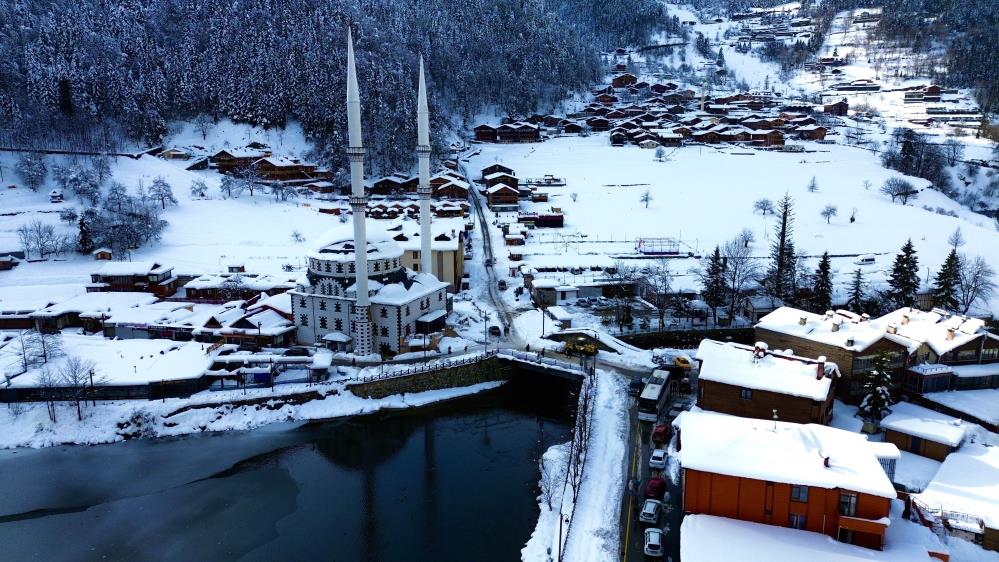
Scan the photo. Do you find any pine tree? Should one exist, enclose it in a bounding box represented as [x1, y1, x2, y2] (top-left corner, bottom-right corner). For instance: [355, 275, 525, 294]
[858, 352, 894, 421]
[847, 268, 865, 313]
[931, 249, 961, 310]
[702, 246, 727, 325]
[812, 252, 832, 313]
[77, 215, 94, 254]
[885, 239, 920, 309]
[764, 193, 795, 301]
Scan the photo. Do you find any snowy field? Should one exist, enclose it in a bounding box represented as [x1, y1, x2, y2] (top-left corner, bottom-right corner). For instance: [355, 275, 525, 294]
[468, 134, 999, 314]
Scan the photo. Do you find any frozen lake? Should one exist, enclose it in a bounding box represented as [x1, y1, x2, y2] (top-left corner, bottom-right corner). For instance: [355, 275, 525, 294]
[0, 378, 575, 561]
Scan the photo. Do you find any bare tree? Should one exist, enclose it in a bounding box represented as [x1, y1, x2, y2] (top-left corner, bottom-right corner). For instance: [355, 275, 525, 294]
[566, 373, 595, 500]
[753, 198, 775, 215]
[880, 177, 918, 204]
[37, 367, 60, 423]
[58, 355, 102, 421]
[193, 114, 214, 140]
[737, 227, 755, 249]
[17, 219, 60, 259]
[721, 236, 762, 322]
[947, 227, 966, 251]
[807, 176, 818, 192]
[539, 456, 558, 511]
[190, 178, 209, 198]
[638, 260, 674, 330]
[957, 255, 996, 314]
[640, 189, 652, 208]
[942, 138, 964, 167]
[820, 204, 838, 224]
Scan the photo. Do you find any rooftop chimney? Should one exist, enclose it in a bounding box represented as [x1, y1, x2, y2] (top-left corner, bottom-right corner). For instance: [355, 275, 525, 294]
[823, 456, 830, 468]
[831, 321, 840, 332]
[946, 327, 956, 341]
[816, 363, 825, 380]
[887, 324, 897, 335]
[845, 337, 854, 347]
[861, 313, 870, 322]
[798, 316, 807, 326]
[901, 314, 910, 325]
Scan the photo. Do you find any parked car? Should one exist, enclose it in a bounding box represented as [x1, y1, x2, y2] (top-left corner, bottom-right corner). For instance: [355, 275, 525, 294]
[488, 325, 502, 337]
[283, 347, 311, 357]
[651, 424, 670, 446]
[644, 476, 667, 499]
[649, 449, 667, 470]
[639, 499, 662, 524]
[498, 279, 508, 290]
[629, 376, 644, 397]
[644, 528, 665, 557]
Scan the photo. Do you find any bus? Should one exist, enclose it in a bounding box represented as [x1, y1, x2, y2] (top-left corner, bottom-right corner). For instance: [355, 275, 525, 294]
[637, 370, 672, 423]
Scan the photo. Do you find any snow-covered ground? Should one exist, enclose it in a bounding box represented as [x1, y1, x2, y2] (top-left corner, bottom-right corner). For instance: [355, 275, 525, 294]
[0, 375, 504, 449]
[467, 134, 999, 314]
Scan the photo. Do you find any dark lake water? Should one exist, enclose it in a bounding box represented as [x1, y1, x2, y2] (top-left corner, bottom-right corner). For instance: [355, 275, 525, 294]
[0, 378, 576, 561]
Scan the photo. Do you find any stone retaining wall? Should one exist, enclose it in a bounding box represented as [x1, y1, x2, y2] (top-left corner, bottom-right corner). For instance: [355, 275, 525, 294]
[349, 357, 507, 399]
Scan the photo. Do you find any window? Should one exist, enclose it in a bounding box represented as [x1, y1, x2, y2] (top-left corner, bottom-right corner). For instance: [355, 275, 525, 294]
[380, 327, 389, 337]
[740, 388, 752, 400]
[336, 263, 344, 274]
[957, 350, 977, 362]
[319, 316, 328, 329]
[405, 306, 410, 316]
[791, 485, 809, 503]
[380, 307, 388, 318]
[982, 347, 998, 361]
[319, 300, 326, 311]
[789, 513, 806, 530]
[299, 297, 307, 308]
[300, 314, 309, 327]
[324, 262, 331, 273]
[373, 261, 380, 272]
[335, 302, 342, 313]
[334, 319, 343, 331]
[839, 492, 857, 517]
[837, 528, 854, 545]
[438, 292, 443, 301]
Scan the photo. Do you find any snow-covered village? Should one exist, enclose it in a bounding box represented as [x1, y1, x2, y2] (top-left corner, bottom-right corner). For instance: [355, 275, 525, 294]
[0, 0, 997, 560]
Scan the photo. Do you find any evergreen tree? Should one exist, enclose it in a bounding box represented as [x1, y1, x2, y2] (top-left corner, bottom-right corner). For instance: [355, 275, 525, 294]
[76, 215, 94, 254]
[764, 193, 795, 301]
[846, 268, 865, 313]
[811, 252, 832, 313]
[701, 246, 727, 325]
[858, 352, 894, 421]
[931, 249, 961, 310]
[885, 239, 920, 309]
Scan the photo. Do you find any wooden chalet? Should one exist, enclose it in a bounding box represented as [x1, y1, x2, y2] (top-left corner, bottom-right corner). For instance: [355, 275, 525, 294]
[483, 171, 518, 190]
[796, 125, 827, 141]
[474, 124, 498, 142]
[751, 129, 785, 146]
[611, 73, 638, 88]
[496, 122, 540, 143]
[562, 122, 584, 134]
[211, 148, 271, 175]
[486, 184, 519, 208]
[695, 340, 837, 425]
[824, 99, 849, 116]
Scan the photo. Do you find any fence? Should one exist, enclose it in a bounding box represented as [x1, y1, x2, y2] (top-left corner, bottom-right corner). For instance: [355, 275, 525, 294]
[350, 351, 497, 384]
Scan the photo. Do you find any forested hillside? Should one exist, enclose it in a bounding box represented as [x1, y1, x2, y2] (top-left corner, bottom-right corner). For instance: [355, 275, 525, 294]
[0, 0, 665, 172]
[876, 0, 999, 113]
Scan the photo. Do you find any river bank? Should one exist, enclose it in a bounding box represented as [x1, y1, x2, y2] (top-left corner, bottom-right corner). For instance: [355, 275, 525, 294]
[0, 377, 506, 449]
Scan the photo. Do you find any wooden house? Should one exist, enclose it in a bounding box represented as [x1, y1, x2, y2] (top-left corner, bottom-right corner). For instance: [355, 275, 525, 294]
[483, 172, 518, 190]
[562, 121, 584, 134]
[694, 340, 838, 425]
[751, 129, 786, 146]
[486, 184, 519, 208]
[89, 261, 178, 298]
[611, 73, 638, 88]
[496, 122, 540, 143]
[474, 124, 498, 142]
[796, 125, 828, 141]
[481, 164, 514, 178]
[596, 93, 618, 105]
[824, 99, 849, 116]
[880, 402, 967, 461]
[160, 147, 191, 160]
[692, 130, 721, 144]
[92, 248, 113, 261]
[675, 410, 898, 551]
[252, 157, 323, 181]
[211, 148, 271, 175]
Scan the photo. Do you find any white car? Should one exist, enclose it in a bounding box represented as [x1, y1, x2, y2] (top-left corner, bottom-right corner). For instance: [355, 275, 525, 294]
[649, 449, 667, 470]
[644, 528, 665, 557]
[639, 499, 662, 524]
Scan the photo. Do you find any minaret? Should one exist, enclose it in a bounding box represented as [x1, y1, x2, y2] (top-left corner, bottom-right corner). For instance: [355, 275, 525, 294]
[416, 55, 433, 276]
[346, 29, 373, 356]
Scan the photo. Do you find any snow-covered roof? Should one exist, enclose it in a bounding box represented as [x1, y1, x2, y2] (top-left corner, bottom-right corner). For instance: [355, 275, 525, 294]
[322, 331, 351, 342]
[417, 309, 447, 323]
[184, 273, 296, 291]
[916, 444, 999, 528]
[674, 410, 898, 498]
[880, 402, 968, 447]
[370, 273, 448, 306]
[248, 291, 293, 315]
[531, 279, 560, 289]
[95, 261, 171, 276]
[879, 307, 985, 356]
[486, 184, 518, 194]
[547, 306, 572, 321]
[950, 363, 999, 379]
[30, 292, 159, 318]
[755, 307, 914, 353]
[680, 515, 937, 562]
[308, 237, 404, 263]
[695, 339, 837, 401]
[923, 389, 999, 425]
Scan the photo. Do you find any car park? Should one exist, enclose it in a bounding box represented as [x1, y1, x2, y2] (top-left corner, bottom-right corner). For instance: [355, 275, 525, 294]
[649, 449, 667, 470]
[644, 528, 665, 557]
[639, 499, 662, 524]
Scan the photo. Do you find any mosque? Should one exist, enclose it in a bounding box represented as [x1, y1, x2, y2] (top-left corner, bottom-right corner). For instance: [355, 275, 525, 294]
[291, 31, 451, 356]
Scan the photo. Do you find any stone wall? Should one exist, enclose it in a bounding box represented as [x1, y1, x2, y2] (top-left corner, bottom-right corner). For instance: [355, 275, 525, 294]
[349, 357, 506, 399]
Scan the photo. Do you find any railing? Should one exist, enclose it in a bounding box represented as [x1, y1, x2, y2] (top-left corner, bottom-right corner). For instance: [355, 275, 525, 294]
[498, 350, 585, 374]
[350, 351, 497, 384]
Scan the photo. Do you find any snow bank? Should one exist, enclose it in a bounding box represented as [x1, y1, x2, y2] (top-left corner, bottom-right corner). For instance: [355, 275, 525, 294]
[522, 442, 571, 562]
[561, 371, 628, 562]
[916, 444, 999, 529]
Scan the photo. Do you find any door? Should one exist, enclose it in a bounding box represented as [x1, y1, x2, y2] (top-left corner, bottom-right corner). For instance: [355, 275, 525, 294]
[764, 482, 774, 524]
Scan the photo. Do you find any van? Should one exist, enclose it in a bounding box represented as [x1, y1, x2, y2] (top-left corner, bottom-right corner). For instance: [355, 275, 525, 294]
[854, 255, 876, 266]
